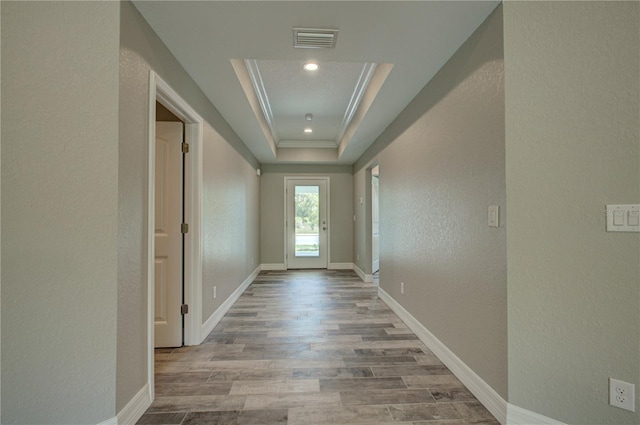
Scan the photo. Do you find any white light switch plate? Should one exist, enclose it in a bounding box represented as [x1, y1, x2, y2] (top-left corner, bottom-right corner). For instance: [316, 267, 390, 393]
[488, 205, 499, 227]
[606, 204, 640, 232]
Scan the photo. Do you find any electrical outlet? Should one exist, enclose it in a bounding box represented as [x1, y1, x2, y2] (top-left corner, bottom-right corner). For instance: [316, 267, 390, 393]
[400, 282, 405, 295]
[610, 378, 635, 412]
[213, 286, 217, 300]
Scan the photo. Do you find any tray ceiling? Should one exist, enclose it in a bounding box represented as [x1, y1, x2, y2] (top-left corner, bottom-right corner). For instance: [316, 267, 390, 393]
[133, 1, 501, 164]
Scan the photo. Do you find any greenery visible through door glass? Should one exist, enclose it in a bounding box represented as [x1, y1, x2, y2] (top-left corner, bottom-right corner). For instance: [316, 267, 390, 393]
[295, 185, 319, 256]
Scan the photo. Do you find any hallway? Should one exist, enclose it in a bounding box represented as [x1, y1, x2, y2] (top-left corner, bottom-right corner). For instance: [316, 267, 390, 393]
[138, 270, 498, 424]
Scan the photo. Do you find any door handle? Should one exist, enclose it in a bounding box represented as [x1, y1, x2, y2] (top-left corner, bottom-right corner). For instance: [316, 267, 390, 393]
[322, 226, 327, 231]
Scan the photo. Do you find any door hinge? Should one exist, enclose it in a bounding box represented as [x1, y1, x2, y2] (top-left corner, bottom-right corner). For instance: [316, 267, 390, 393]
[180, 304, 189, 315]
[181, 223, 189, 234]
[182, 142, 190, 153]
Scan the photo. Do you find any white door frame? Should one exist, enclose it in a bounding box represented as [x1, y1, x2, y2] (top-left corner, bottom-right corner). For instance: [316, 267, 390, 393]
[371, 165, 380, 273]
[147, 71, 203, 400]
[284, 176, 330, 269]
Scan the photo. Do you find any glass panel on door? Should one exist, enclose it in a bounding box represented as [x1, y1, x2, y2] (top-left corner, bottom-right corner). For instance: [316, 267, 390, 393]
[294, 185, 320, 257]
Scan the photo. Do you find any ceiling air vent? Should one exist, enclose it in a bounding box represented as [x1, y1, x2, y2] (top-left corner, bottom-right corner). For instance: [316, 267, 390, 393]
[293, 28, 338, 49]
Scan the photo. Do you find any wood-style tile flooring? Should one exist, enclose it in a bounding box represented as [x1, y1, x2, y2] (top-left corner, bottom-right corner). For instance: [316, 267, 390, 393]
[137, 270, 499, 425]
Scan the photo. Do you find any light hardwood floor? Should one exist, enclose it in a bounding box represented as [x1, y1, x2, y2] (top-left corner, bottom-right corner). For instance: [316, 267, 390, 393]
[137, 270, 499, 425]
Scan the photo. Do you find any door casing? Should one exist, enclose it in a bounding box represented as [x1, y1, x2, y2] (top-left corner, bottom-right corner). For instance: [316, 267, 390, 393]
[372, 165, 380, 273]
[147, 71, 203, 401]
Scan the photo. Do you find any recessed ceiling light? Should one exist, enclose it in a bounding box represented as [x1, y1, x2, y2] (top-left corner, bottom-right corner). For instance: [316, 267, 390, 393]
[304, 128, 313, 133]
[305, 113, 313, 121]
[303, 62, 318, 71]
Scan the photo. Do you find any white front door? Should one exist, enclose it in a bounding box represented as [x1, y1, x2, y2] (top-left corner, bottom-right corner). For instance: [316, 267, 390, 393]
[154, 121, 183, 348]
[286, 178, 329, 269]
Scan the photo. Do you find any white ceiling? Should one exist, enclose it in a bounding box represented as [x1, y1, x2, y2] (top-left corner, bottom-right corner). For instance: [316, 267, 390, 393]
[133, 1, 501, 165]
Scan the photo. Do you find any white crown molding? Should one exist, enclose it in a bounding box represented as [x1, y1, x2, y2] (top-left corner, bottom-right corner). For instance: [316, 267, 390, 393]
[336, 62, 377, 143]
[245, 59, 279, 143]
[238, 59, 389, 152]
[277, 140, 337, 149]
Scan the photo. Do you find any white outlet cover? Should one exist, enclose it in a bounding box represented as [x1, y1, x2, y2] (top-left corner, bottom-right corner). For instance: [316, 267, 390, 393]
[610, 378, 635, 412]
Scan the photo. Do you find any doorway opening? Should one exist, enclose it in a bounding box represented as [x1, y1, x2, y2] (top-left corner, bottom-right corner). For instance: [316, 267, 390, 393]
[147, 71, 203, 401]
[371, 165, 380, 275]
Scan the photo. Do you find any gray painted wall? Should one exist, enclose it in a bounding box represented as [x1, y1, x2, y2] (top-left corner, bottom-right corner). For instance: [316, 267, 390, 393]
[504, 2, 639, 424]
[4, 3, 636, 424]
[354, 7, 507, 398]
[1, 2, 120, 423]
[260, 165, 353, 267]
[119, 1, 260, 412]
[202, 124, 260, 321]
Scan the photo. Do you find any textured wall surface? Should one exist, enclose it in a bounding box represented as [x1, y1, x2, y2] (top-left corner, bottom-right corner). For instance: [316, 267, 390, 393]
[119, 1, 260, 412]
[1, 2, 120, 423]
[260, 165, 353, 266]
[504, 2, 640, 424]
[201, 124, 260, 321]
[260, 172, 286, 265]
[355, 7, 507, 398]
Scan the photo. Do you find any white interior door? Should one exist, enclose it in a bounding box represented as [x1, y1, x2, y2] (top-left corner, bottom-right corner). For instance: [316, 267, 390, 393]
[154, 121, 183, 348]
[372, 167, 380, 273]
[286, 178, 328, 269]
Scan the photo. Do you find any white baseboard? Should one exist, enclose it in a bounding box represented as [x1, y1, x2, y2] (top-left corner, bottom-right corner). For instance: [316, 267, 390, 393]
[507, 403, 566, 425]
[200, 266, 260, 342]
[378, 287, 507, 425]
[353, 264, 373, 283]
[116, 383, 151, 425]
[261, 263, 286, 271]
[329, 262, 353, 270]
[97, 416, 117, 425]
